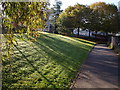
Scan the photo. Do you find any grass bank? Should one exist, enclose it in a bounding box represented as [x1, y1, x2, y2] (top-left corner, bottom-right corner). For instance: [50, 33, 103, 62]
[2, 32, 95, 88]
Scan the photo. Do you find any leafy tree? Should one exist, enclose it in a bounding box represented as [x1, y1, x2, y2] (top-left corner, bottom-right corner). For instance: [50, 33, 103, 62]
[2, 1, 48, 58]
[87, 9, 103, 37]
[57, 2, 118, 37]
[57, 11, 74, 35]
[90, 2, 118, 34]
[57, 4, 92, 36]
[53, 0, 62, 15]
[52, 0, 62, 33]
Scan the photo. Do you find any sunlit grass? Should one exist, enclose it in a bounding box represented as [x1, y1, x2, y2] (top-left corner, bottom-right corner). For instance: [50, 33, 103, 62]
[2, 32, 95, 88]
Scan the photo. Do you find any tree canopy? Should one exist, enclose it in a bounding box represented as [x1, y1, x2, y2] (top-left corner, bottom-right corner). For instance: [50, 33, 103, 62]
[53, 0, 62, 15]
[57, 4, 93, 36]
[2, 1, 48, 58]
[57, 2, 119, 36]
[90, 2, 118, 33]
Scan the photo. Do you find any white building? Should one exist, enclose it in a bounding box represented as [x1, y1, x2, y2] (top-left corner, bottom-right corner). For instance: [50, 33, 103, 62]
[118, 1, 120, 11]
[43, 9, 55, 32]
[73, 29, 95, 37]
[118, 1, 120, 17]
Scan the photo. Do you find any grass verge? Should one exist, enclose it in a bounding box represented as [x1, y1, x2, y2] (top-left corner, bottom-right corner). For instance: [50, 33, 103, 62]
[2, 32, 95, 88]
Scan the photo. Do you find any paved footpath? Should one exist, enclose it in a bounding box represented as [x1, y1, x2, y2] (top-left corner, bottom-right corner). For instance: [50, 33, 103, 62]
[71, 44, 119, 88]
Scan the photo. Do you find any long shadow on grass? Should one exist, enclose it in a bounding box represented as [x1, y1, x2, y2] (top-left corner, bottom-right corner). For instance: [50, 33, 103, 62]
[34, 41, 77, 72]
[22, 34, 90, 73]
[3, 34, 93, 88]
[2, 43, 56, 89]
[43, 34, 92, 52]
[16, 46, 56, 87]
[34, 34, 91, 72]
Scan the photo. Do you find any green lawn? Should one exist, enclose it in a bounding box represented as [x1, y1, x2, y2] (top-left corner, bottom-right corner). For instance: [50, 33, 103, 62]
[2, 32, 95, 88]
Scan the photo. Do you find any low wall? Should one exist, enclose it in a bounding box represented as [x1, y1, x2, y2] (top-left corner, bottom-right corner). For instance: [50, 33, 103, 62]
[108, 36, 120, 54]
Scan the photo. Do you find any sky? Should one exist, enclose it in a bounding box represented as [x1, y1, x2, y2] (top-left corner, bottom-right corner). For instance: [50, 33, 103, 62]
[50, 0, 120, 10]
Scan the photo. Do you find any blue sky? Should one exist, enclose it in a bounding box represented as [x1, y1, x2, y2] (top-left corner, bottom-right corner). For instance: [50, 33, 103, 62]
[50, 0, 120, 10]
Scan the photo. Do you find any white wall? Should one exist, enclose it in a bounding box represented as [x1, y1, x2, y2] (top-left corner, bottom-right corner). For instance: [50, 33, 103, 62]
[118, 1, 120, 11]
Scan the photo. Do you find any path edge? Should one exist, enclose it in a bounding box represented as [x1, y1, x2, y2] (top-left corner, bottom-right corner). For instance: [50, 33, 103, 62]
[69, 43, 96, 89]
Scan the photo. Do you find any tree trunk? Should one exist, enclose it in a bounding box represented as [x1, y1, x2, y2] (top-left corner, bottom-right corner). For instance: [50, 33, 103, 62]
[89, 30, 91, 37]
[106, 32, 108, 36]
[77, 27, 80, 37]
[95, 31, 97, 38]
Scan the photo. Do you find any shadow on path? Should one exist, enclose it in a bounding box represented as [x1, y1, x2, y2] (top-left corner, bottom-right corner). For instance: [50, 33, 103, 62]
[72, 44, 119, 88]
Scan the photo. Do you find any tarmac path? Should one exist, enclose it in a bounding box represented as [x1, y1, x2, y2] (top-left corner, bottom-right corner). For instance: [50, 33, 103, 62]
[71, 44, 119, 88]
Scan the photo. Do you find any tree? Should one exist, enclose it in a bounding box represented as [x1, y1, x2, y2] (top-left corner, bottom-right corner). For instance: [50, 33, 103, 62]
[53, 0, 62, 15]
[52, 0, 62, 33]
[90, 2, 118, 34]
[87, 9, 103, 37]
[57, 2, 118, 37]
[57, 4, 93, 37]
[2, 1, 48, 58]
[57, 11, 74, 35]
